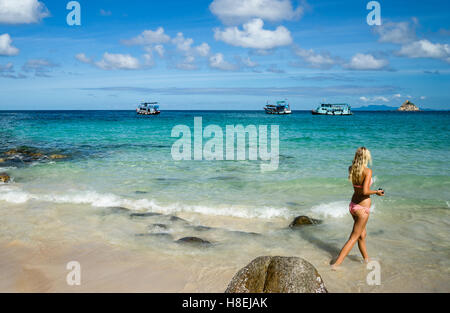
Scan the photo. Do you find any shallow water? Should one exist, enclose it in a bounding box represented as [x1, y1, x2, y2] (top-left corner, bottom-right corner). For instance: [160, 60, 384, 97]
[0, 110, 449, 292]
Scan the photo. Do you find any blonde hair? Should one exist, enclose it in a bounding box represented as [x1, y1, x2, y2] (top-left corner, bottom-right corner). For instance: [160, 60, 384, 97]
[349, 147, 372, 185]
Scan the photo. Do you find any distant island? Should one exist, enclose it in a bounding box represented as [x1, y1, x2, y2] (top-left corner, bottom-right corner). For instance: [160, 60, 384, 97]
[398, 100, 420, 111]
[353, 105, 397, 111]
[354, 100, 424, 111]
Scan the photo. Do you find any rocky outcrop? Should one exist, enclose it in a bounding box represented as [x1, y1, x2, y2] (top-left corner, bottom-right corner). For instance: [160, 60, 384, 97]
[0, 173, 10, 183]
[289, 216, 321, 228]
[398, 100, 420, 111]
[2, 147, 68, 163]
[225, 256, 327, 293]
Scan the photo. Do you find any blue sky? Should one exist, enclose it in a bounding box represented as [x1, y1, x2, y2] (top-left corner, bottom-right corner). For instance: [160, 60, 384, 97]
[0, 0, 449, 110]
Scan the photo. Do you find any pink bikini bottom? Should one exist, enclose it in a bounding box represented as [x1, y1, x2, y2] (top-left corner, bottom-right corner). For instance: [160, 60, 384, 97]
[349, 202, 370, 215]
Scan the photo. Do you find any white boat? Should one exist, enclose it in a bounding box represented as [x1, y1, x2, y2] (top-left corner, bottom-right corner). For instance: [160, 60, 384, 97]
[264, 100, 292, 115]
[137, 102, 160, 115]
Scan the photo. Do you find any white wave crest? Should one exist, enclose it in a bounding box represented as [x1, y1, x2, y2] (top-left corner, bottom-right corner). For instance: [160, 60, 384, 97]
[0, 187, 292, 219]
[310, 201, 376, 218]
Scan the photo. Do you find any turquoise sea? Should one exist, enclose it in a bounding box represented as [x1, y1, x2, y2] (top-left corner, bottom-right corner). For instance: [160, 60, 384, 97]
[0, 110, 449, 292]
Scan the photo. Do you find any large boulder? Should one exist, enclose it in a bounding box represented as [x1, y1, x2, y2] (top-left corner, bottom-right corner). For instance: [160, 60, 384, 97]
[0, 173, 10, 183]
[225, 256, 327, 293]
[289, 216, 321, 228]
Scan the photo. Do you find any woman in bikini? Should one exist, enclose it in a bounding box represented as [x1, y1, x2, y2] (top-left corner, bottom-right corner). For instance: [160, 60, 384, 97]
[331, 147, 384, 269]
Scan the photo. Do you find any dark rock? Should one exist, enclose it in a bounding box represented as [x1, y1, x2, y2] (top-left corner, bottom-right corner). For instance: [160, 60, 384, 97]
[225, 256, 327, 293]
[169, 215, 188, 223]
[135, 191, 148, 194]
[0, 173, 10, 183]
[149, 223, 168, 230]
[289, 216, 321, 228]
[176, 237, 211, 246]
[187, 225, 213, 232]
[229, 230, 261, 237]
[105, 206, 130, 214]
[130, 212, 162, 218]
[136, 233, 173, 240]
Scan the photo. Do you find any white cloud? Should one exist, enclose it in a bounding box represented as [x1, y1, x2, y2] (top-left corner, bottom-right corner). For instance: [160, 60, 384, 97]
[95, 53, 141, 70]
[240, 56, 258, 68]
[153, 45, 165, 57]
[210, 0, 304, 24]
[0, 33, 19, 56]
[209, 53, 236, 71]
[22, 58, 58, 77]
[393, 93, 402, 98]
[397, 39, 450, 63]
[373, 96, 389, 102]
[0, 0, 49, 24]
[195, 43, 211, 57]
[294, 47, 337, 69]
[122, 27, 171, 45]
[0, 62, 26, 79]
[176, 55, 197, 70]
[373, 21, 416, 44]
[344, 53, 389, 70]
[172, 32, 194, 52]
[359, 96, 369, 102]
[75, 53, 92, 64]
[214, 18, 292, 50]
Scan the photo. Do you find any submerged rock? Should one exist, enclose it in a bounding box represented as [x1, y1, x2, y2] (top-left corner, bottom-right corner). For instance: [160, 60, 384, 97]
[130, 212, 162, 218]
[0, 158, 5, 163]
[176, 237, 211, 246]
[229, 230, 261, 237]
[104, 206, 130, 214]
[136, 233, 173, 240]
[289, 216, 321, 228]
[49, 154, 67, 160]
[187, 225, 213, 232]
[149, 223, 168, 231]
[0, 173, 10, 183]
[169, 215, 189, 223]
[225, 256, 327, 293]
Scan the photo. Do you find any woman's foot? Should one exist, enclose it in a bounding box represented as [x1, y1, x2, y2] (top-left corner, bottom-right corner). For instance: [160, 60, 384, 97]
[330, 264, 340, 271]
[364, 258, 371, 264]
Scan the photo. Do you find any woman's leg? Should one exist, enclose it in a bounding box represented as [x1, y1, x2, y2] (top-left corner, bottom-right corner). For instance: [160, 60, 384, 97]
[357, 227, 369, 261]
[331, 211, 369, 268]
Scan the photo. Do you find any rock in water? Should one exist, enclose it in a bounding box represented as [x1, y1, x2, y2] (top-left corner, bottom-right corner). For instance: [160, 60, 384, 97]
[225, 256, 327, 293]
[398, 100, 420, 111]
[0, 173, 10, 183]
[289, 216, 321, 228]
[176, 237, 211, 246]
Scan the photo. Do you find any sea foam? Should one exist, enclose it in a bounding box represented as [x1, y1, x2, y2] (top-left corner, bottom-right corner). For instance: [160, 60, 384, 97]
[0, 186, 293, 219]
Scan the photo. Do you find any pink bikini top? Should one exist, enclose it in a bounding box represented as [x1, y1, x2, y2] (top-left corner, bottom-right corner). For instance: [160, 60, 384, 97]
[353, 178, 373, 189]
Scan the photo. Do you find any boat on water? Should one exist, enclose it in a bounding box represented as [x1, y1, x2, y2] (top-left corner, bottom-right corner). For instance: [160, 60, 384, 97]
[312, 103, 352, 115]
[264, 100, 292, 115]
[137, 102, 161, 115]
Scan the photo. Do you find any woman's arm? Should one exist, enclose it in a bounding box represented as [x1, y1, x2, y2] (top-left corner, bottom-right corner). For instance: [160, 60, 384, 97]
[362, 169, 383, 196]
